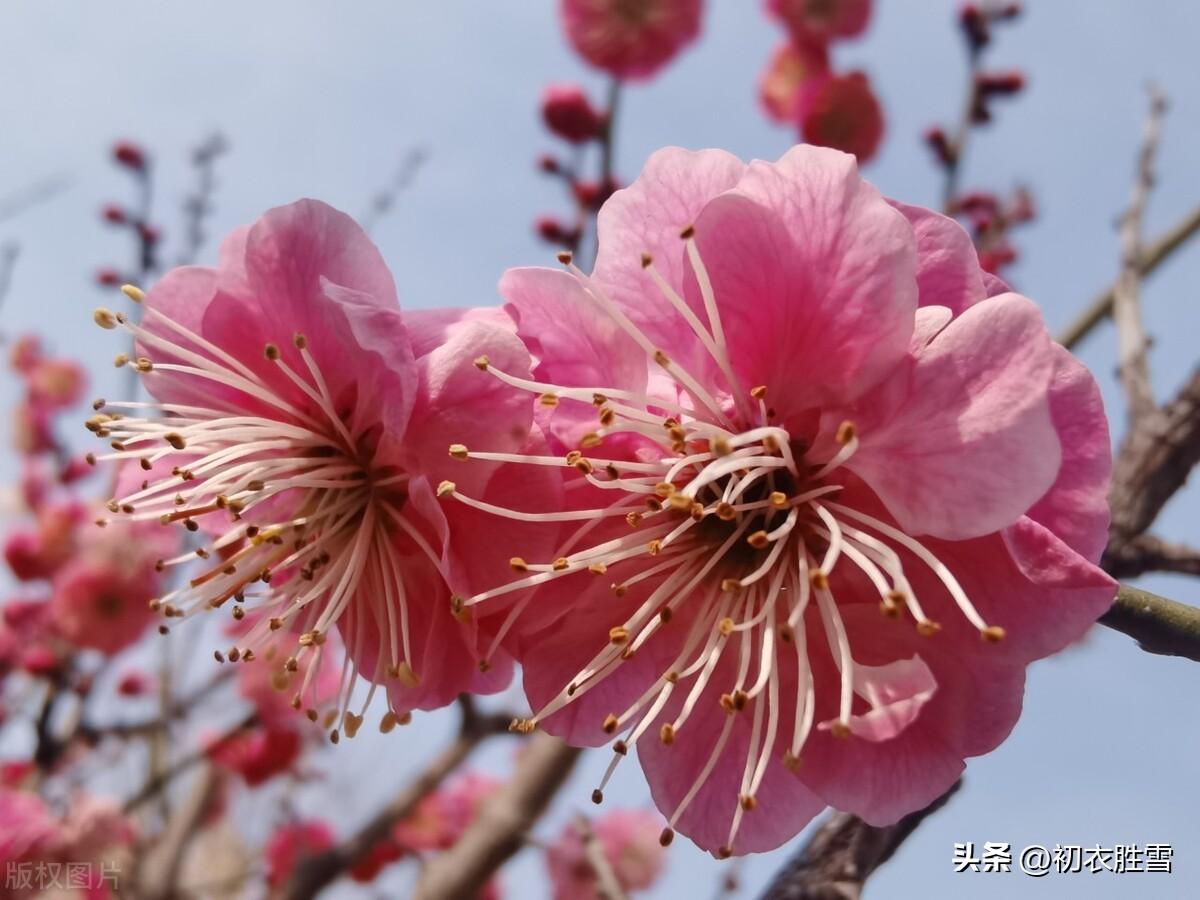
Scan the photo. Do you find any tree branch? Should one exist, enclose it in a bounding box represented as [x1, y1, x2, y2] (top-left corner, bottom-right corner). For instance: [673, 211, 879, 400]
[1102, 533, 1200, 579]
[413, 733, 581, 900]
[758, 781, 962, 900]
[1111, 86, 1167, 424]
[1099, 584, 1200, 663]
[281, 699, 512, 900]
[574, 812, 628, 900]
[1057, 203, 1200, 350]
[1106, 368, 1200, 545]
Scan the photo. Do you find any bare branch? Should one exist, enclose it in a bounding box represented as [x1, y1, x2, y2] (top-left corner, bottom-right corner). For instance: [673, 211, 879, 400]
[413, 733, 581, 900]
[1100, 584, 1200, 663]
[281, 700, 513, 900]
[1058, 203, 1200, 350]
[1107, 368, 1200, 545]
[574, 812, 628, 900]
[1111, 86, 1167, 424]
[1102, 534, 1200, 579]
[758, 781, 962, 900]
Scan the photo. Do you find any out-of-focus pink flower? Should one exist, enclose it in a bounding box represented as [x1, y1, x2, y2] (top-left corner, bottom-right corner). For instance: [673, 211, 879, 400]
[758, 40, 830, 124]
[207, 725, 303, 786]
[546, 809, 666, 899]
[111, 141, 146, 171]
[28, 358, 87, 410]
[87, 199, 550, 734]
[9, 335, 42, 374]
[0, 761, 35, 788]
[394, 771, 503, 851]
[12, 402, 55, 454]
[542, 83, 605, 144]
[767, 0, 872, 41]
[560, 0, 702, 81]
[0, 787, 60, 866]
[445, 145, 1115, 856]
[5, 531, 50, 581]
[58, 796, 137, 859]
[264, 819, 336, 888]
[50, 559, 157, 655]
[799, 70, 885, 162]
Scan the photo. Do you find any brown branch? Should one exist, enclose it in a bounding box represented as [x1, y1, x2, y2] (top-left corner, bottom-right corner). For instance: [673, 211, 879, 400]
[1058, 203, 1200, 350]
[280, 699, 513, 900]
[574, 812, 628, 900]
[1099, 584, 1200, 663]
[759, 781, 962, 900]
[1102, 534, 1200, 579]
[412, 733, 581, 900]
[1111, 86, 1167, 424]
[1106, 368, 1200, 545]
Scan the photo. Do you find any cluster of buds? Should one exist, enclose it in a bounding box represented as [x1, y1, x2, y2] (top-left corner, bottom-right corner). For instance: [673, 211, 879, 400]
[759, 0, 885, 162]
[534, 83, 620, 252]
[925, 3, 1026, 170]
[949, 186, 1036, 274]
[95, 140, 161, 287]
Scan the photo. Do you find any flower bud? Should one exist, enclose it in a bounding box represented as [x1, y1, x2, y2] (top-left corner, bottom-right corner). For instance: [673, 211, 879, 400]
[541, 83, 604, 144]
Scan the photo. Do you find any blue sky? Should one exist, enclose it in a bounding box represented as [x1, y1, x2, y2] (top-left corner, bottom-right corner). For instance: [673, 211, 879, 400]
[2, 2, 1199, 898]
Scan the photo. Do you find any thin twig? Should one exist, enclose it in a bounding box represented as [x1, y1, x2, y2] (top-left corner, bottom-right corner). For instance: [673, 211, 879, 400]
[281, 699, 513, 900]
[0, 175, 71, 223]
[413, 733, 581, 900]
[1111, 86, 1167, 424]
[1100, 584, 1200, 663]
[574, 812, 628, 900]
[360, 145, 429, 234]
[177, 132, 228, 266]
[758, 782, 962, 900]
[1058, 204, 1200, 349]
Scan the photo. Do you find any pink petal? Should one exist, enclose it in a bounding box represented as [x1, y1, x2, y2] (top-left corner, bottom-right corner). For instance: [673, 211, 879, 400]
[817, 656, 937, 742]
[721, 145, 917, 404]
[890, 200, 986, 315]
[405, 318, 535, 496]
[1023, 345, 1112, 563]
[592, 148, 745, 379]
[685, 186, 915, 416]
[404, 306, 516, 360]
[843, 292, 1062, 539]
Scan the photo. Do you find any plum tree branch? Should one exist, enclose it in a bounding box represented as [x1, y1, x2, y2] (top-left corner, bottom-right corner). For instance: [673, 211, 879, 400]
[413, 733, 581, 900]
[1099, 583, 1200, 663]
[758, 782, 962, 900]
[282, 698, 513, 900]
[1111, 86, 1166, 424]
[1058, 203, 1200, 350]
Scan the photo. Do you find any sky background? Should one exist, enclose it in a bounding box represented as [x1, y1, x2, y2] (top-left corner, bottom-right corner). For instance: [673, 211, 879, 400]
[2, 2, 1199, 898]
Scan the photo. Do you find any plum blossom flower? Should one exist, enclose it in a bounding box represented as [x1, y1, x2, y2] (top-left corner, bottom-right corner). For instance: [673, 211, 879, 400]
[766, 0, 872, 42]
[546, 809, 666, 899]
[394, 770, 503, 851]
[441, 146, 1115, 855]
[758, 40, 829, 124]
[561, 0, 702, 81]
[798, 70, 885, 162]
[86, 200, 539, 737]
[264, 819, 335, 888]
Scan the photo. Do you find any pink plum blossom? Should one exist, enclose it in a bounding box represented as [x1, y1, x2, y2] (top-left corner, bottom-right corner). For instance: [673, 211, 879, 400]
[561, 0, 702, 81]
[441, 145, 1115, 855]
[758, 40, 830, 124]
[798, 70, 885, 162]
[264, 819, 335, 888]
[86, 199, 545, 738]
[766, 0, 872, 42]
[546, 809, 666, 899]
[394, 770, 503, 851]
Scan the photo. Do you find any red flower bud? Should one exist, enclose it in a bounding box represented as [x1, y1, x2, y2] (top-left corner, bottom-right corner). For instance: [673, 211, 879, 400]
[541, 83, 605, 144]
[112, 140, 146, 170]
[976, 70, 1026, 97]
[537, 153, 561, 174]
[101, 204, 127, 225]
[958, 3, 990, 50]
[923, 126, 955, 167]
[137, 223, 161, 244]
[95, 267, 122, 287]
